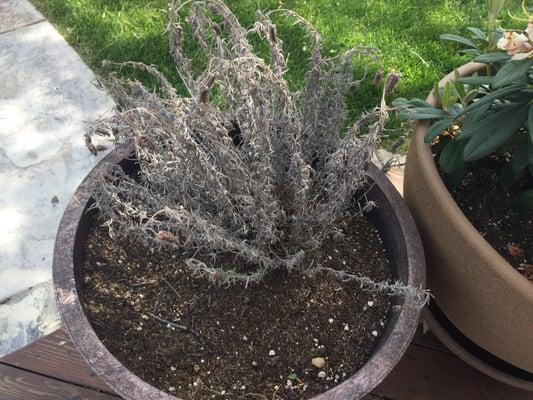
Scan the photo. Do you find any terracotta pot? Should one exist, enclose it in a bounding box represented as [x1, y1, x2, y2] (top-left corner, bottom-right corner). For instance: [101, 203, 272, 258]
[404, 62, 533, 390]
[54, 145, 425, 400]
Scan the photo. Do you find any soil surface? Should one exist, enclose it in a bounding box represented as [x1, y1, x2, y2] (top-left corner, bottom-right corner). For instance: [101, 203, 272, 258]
[451, 157, 532, 281]
[82, 213, 393, 399]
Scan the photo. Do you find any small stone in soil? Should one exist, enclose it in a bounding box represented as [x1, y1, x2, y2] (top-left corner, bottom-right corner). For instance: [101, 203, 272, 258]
[312, 357, 326, 368]
[269, 350, 276, 356]
[318, 371, 326, 378]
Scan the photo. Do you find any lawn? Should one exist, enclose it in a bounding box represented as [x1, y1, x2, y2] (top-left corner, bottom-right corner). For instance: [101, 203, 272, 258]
[32, 0, 524, 145]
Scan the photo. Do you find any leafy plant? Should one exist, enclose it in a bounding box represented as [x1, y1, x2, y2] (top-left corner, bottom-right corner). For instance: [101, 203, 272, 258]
[85, 1, 428, 305]
[395, 7, 533, 212]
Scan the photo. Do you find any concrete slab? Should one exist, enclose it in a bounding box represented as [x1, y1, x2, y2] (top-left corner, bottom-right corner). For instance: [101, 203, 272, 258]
[0, 20, 114, 356]
[0, 0, 44, 34]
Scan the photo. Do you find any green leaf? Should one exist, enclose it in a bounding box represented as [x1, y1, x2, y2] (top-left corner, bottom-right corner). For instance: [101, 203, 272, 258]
[512, 189, 533, 213]
[459, 48, 482, 56]
[287, 372, 297, 381]
[467, 27, 487, 41]
[474, 52, 510, 64]
[406, 107, 448, 120]
[493, 59, 533, 89]
[457, 76, 495, 85]
[489, 0, 506, 21]
[462, 103, 530, 162]
[492, 29, 504, 46]
[449, 104, 463, 117]
[440, 139, 467, 173]
[453, 70, 466, 98]
[457, 102, 492, 141]
[392, 98, 433, 108]
[462, 89, 480, 105]
[512, 141, 529, 173]
[424, 119, 455, 143]
[433, 82, 442, 105]
[459, 85, 523, 115]
[529, 104, 533, 142]
[440, 34, 478, 49]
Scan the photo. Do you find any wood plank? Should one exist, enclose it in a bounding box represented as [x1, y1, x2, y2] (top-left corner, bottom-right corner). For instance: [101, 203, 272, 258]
[5, 326, 532, 400]
[410, 325, 451, 354]
[373, 344, 533, 400]
[0, 363, 119, 400]
[1, 329, 111, 393]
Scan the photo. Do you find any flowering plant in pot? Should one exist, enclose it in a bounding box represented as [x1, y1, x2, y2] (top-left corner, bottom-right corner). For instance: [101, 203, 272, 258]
[54, 1, 427, 399]
[396, 0, 533, 390]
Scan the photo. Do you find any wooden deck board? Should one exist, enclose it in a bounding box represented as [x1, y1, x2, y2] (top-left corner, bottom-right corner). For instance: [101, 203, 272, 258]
[375, 340, 533, 400]
[0, 363, 119, 400]
[2, 328, 533, 400]
[1, 329, 111, 394]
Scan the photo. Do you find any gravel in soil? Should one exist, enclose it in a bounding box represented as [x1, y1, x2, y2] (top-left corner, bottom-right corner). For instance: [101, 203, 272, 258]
[451, 157, 532, 281]
[82, 212, 393, 399]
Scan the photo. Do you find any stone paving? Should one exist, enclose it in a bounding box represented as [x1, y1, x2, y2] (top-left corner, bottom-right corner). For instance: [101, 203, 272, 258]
[0, 0, 114, 356]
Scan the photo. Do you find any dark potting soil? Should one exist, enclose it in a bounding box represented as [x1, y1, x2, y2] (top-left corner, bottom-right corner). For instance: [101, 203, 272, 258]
[450, 157, 532, 282]
[82, 213, 393, 399]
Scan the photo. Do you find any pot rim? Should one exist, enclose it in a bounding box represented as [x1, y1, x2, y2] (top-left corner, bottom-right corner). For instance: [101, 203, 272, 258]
[53, 145, 425, 400]
[412, 61, 533, 300]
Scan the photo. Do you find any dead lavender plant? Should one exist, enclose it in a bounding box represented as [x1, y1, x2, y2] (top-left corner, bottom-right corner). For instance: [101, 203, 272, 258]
[86, 0, 428, 307]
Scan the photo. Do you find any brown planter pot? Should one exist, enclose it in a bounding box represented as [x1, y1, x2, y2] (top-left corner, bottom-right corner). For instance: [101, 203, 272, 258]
[404, 62, 533, 390]
[53, 145, 425, 400]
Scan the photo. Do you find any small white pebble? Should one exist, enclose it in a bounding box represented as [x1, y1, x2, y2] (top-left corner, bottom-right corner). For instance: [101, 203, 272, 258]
[372, 330, 378, 337]
[286, 380, 292, 387]
[328, 318, 334, 324]
[221, 390, 226, 395]
[168, 386, 176, 392]
[170, 366, 176, 371]
[269, 350, 276, 356]
[367, 301, 374, 307]
[252, 361, 258, 367]
[242, 335, 248, 341]
[312, 357, 326, 368]
[318, 371, 326, 378]
[193, 382, 198, 387]
[274, 385, 280, 390]
[240, 385, 246, 390]
[344, 324, 349, 331]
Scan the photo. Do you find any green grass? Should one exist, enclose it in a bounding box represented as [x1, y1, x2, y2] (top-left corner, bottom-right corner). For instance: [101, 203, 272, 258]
[32, 0, 525, 145]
